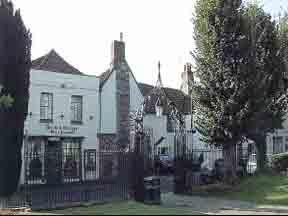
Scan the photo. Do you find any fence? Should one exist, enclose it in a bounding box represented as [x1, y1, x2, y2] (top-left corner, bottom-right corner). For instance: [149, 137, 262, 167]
[175, 147, 262, 190]
[1, 151, 132, 210]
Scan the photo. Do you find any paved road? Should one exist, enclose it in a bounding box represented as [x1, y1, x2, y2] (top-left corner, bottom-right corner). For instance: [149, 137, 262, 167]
[158, 176, 288, 215]
[162, 193, 288, 215]
[162, 193, 256, 213]
[159, 176, 174, 193]
[215, 210, 287, 215]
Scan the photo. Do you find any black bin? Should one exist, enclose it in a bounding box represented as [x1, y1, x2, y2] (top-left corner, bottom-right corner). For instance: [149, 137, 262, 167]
[144, 176, 161, 205]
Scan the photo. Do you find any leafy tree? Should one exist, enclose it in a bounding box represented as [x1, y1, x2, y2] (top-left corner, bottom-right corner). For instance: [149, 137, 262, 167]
[0, 94, 13, 109]
[0, 0, 31, 197]
[193, 0, 288, 180]
[192, 0, 250, 183]
[241, 2, 288, 172]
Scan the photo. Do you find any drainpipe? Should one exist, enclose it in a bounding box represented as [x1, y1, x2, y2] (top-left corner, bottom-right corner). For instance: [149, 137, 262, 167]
[98, 87, 102, 151]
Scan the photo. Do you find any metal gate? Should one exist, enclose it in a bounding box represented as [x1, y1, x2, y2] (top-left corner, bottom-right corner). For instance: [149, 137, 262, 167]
[173, 129, 194, 194]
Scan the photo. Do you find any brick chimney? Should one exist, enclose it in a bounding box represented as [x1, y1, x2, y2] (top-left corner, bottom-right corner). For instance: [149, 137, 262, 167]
[111, 33, 125, 65]
[113, 33, 131, 150]
[180, 63, 194, 95]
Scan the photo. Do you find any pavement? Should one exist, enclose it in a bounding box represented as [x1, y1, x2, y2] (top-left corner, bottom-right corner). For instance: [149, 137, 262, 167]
[161, 193, 288, 215]
[214, 209, 288, 215]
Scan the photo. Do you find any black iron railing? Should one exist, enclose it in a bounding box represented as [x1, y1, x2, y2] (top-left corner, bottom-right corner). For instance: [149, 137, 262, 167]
[10, 150, 132, 210]
[24, 150, 131, 186]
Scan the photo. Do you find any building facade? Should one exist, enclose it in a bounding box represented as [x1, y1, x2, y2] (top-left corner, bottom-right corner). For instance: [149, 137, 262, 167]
[20, 36, 194, 185]
[266, 118, 288, 157]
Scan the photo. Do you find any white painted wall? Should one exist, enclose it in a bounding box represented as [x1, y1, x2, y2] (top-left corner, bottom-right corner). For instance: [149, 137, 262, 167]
[266, 115, 288, 156]
[281, 115, 288, 129]
[266, 114, 288, 156]
[21, 69, 100, 184]
[129, 72, 144, 113]
[100, 71, 117, 134]
[267, 129, 288, 155]
[143, 114, 204, 157]
[25, 70, 99, 147]
[144, 114, 169, 153]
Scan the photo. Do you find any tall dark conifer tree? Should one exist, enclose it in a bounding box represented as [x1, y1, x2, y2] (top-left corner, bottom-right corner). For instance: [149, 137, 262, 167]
[0, 0, 31, 197]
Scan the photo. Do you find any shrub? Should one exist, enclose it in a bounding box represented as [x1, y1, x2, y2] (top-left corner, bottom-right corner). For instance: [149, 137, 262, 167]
[271, 153, 288, 173]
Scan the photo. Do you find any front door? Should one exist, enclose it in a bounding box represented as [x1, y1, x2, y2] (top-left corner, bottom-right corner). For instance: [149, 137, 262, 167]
[45, 139, 62, 185]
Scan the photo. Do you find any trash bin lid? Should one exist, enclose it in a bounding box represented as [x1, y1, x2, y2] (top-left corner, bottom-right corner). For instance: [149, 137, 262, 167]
[144, 176, 160, 181]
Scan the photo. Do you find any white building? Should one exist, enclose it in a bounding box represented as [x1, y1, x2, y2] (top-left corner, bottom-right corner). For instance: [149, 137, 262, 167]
[21, 36, 195, 185]
[266, 119, 288, 156]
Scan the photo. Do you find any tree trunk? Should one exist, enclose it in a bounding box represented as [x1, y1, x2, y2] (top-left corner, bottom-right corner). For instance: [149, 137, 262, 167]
[223, 143, 238, 185]
[255, 136, 267, 173]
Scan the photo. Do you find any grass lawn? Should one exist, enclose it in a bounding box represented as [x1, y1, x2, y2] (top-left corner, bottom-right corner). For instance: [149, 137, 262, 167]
[39, 201, 203, 215]
[211, 174, 288, 206]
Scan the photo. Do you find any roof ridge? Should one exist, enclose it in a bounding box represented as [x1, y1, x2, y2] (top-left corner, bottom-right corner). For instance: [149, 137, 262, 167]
[36, 50, 51, 70]
[50, 49, 82, 74]
[31, 49, 82, 75]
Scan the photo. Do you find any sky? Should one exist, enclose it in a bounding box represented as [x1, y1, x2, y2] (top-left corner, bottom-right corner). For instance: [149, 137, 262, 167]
[12, 0, 288, 89]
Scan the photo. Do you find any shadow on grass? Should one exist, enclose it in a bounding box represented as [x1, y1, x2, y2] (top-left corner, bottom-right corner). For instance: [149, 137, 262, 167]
[38, 201, 203, 215]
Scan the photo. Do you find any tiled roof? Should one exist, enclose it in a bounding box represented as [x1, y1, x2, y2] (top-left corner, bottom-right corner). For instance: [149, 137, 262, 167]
[138, 83, 191, 115]
[31, 49, 83, 75]
[100, 68, 113, 89]
[98, 68, 191, 115]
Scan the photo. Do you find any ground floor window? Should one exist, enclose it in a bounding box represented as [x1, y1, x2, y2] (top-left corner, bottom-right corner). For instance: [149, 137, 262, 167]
[25, 137, 82, 185]
[84, 150, 97, 180]
[273, 136, 284, 154]
[158, 147, 169, 155]
[285, 137, 288, 152]
[62, 139, 82, 183]
[24, 137, 45, 184]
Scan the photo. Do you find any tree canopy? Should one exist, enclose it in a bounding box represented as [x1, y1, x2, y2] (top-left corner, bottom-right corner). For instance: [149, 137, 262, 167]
[192, 0, 288, 178]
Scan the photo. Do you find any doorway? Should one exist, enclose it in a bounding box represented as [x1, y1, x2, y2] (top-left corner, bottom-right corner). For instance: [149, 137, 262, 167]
[45, 139, 62, 185]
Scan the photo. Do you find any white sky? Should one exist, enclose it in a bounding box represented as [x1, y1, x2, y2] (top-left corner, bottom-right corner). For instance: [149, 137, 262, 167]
[12, 0, 287, 89]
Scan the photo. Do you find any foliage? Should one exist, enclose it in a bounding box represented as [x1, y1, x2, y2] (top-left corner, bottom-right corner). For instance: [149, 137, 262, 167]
[0, 0, 31, 197]
[241, 1, 288, 171]
[193, 0, 249, 147]
[193, 0, 251, 183]
[193, 0, 288, 177]
[0, 94, 13, 108]
[272, 153, 288, 173]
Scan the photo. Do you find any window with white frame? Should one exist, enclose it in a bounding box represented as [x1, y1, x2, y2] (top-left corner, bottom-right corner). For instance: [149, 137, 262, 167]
[285, 137, 288, 152]
[84, 150, 97, 181]
[273, 136, 284, 154]
[71, 95, 83, 123]
[40, 92, 53, 121]
[25, 138, 45, 184]
[62, 139, 81, 182]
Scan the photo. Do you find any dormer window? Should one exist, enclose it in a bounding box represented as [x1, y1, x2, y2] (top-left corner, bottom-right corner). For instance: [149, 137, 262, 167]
[155, 97, 163, 117]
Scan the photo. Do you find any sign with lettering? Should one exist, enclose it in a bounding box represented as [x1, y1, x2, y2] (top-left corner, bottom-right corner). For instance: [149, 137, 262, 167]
[47, 125, 78, 135]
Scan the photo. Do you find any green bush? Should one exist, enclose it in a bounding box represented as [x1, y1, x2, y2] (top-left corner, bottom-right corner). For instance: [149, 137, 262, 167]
[272, 153, 288, 173]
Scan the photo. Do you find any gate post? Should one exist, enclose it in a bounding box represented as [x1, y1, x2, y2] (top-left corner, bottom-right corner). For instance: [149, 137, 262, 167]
[173, 131, 187, 194]
[131, 134, 145, 202]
